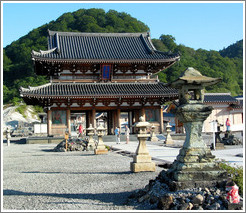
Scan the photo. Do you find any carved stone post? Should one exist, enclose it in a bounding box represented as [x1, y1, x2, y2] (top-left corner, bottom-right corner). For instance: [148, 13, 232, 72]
[131, 116, 155, 172]
[86, 124, 95, 151]
[94, 124, 108, 155]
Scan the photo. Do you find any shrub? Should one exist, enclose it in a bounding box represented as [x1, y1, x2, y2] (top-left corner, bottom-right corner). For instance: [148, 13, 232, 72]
[11, 97, 21, 106]
[33, 105, 43, 113]
[15, 104, 27, 118]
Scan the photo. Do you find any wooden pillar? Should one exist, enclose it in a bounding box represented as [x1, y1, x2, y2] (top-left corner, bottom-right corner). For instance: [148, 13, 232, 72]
[86, 112, 89, 129]
[92, 108, 96, 128]
[67, 109, 71, 134]
[107, 111, 113, 135]
[47, 109, 52, 136]
[128, 111, 133, 133]
[159, 107, 164, 134]
[141, 108, 146, 121]
[117, 108, 121, 132]
[113, 110, 117, 133]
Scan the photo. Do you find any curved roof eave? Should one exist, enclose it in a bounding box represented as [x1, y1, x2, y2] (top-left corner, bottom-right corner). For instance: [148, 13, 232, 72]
[31, 56, 180, 64]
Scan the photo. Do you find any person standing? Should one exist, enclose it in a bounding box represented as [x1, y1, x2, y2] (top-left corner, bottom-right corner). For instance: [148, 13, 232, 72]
[226, 118, 231, 131]
[79, 124, 83, 137]
[125, 125, 130, 144]
[115, 127, 120, 144]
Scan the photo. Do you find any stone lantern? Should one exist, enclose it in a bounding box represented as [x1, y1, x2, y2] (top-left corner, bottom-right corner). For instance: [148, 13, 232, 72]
[164, 67, 227, 190]
[150, 125, 158, 142]
[130, 116, 155, 172]
[86, 124, 96, 151]
[165, 122, 174, 145]
[94, 124, 108, 155]
[6, 127, 11, 146]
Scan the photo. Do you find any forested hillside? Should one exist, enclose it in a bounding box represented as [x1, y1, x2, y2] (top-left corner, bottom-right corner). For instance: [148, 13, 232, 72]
[152, 37, 243, 95]
[3, 8, 243, 104]
[219, 40, 243, 58]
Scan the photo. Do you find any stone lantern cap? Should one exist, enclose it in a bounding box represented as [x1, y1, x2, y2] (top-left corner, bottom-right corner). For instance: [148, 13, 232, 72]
[170, 67, 221, 105]
[97, 124, 106, 131]
[166, 122, 172, 128]
[134, 116, 150, 128]
[87, 124, 94, 131]
[170, 67, 221, 88]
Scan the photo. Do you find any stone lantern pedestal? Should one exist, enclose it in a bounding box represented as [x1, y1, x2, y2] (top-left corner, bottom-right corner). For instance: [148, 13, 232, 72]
[86, 124, 95, 151]
[163, 67, 228, 190]
[130, 116, 155, 172]
[94, 124, 108, 155]
[150, 125, 158, 142]
[165, 123, 174, 145]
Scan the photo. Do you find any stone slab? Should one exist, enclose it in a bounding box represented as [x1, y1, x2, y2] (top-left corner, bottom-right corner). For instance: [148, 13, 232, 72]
[130, 162, 156, 173]
[26, 137, 64, 144]
[94, 149, 108, 155]
[159, 170, 227, 191]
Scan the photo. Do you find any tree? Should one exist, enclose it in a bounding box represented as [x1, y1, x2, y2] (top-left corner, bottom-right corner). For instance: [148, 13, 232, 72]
[159, 34, 177, 52]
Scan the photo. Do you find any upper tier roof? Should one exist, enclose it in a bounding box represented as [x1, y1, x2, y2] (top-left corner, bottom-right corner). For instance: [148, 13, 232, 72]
[31, 30, 180, 64]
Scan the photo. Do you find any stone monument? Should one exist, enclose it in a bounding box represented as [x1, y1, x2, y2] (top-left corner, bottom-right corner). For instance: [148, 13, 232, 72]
[165, 122, 174, 145]
[86, 124, 96, 151]
[164, 67, 227, 190]
[94, 124, 108, 155]
[130, 116, 156, 172]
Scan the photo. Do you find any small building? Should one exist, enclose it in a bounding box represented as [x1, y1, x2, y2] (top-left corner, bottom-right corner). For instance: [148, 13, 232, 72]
[165, 93, 243, 133]
[20, 30, 180, 137]
[203, 93, 243, 132]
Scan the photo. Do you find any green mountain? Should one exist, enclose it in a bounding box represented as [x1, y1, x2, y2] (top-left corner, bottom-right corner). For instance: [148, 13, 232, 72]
[3, 8, 243, 104]
[219, 40, 243, 58]
[153, 36, 243, 95]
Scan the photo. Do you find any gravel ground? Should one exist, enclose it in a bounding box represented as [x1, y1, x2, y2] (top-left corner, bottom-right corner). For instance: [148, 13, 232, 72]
[3, 143, 162, 211]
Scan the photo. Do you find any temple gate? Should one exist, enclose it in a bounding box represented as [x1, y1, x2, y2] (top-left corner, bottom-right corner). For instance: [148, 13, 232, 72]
[20, 31, 180, 136]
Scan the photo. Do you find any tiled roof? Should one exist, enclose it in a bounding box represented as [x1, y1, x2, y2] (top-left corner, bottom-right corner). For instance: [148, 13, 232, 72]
[20, 82, 178, 99]
[204, 93, 239, 104]
[31, 30, 180, 64]
[230, 99, 243, 109]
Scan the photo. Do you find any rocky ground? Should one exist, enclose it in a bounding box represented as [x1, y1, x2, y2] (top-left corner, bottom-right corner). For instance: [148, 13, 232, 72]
[126, 169, 243, 210]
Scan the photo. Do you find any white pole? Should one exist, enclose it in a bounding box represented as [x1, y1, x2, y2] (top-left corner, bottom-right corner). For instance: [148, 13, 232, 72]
[212, 121, 216, 150]
[210, 121, 216, 150]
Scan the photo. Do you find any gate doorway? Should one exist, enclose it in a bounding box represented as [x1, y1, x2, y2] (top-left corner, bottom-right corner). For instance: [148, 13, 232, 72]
[70, 111, 86, 137]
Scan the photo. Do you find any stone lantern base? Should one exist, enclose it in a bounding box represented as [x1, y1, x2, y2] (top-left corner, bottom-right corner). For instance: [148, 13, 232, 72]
[150, 134, 159, 142]
[94, 148, 108, 155]
[165, 134, 174, 145]
[158, 146, 228, 191]
[130, 155, 156, 172]
[94, 139, 108, 154]
[158, 169, 227, 191]
[94, 142, 108, 154]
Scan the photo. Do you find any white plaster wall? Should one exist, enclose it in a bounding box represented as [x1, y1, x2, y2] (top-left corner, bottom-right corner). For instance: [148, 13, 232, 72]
[34, 123, 47, 133]
[203, 106, 243, 132]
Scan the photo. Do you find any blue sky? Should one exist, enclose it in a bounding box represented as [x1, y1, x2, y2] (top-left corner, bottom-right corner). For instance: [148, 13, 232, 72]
[2, 1, 244, 51]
